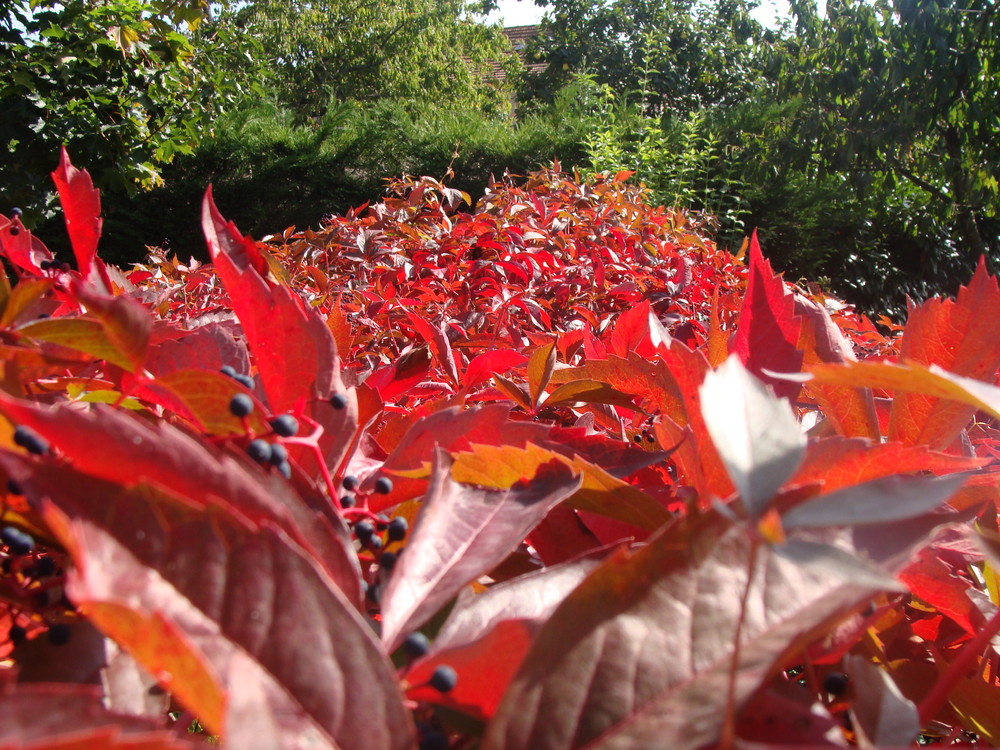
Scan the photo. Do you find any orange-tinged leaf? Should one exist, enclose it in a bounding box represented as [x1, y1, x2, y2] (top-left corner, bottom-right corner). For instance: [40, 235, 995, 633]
[451, 442, 672, 531]
[136, 369, 270, 435]
[527, 340, 557, 410]
[707, 286, 728, 368]
[543, 379, 641, 410]
[0, 277, 54, 328]
[70, 279, 151, 372]
[18, 318, 135, 370]
[890, 259, 1000, 448]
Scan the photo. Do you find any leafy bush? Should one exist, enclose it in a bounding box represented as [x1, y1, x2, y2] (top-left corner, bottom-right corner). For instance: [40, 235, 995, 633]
[82, 98, 590, 266]
[1, 153, 1000, 747]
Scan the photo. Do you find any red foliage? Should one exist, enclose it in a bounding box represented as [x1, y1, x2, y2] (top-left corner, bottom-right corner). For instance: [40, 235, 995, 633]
[0, 155, 999, 748]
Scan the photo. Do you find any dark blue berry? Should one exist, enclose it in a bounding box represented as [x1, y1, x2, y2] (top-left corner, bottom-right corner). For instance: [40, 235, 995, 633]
[374, 476, 393, 495]
[354, 521, 375, 542]
[428, 664, 458, 693]
[47, 623, 70, 646]
[13, 425, 49, 455]
[417, 724, 448, 750]
[229, 393, 254, 418]
[270, 443, 288, 464]
[823, 672, 849, 696]
[403, 632, 429, 658]
[10, 207, 22, 218]
[329, 393, 347, 409]
[367, 535, 383, 551]
[342, 475, 359, 491]
[246, 439, 272, 464]
[9, 226, 19, 236]
[1, 526, 34, 555]
[274, 460, 292, 479]
[270, 414, 298, 437]
[220, 365, 237, 378]
[375, 514, 390, 530]
[8, 624, 26, 644]
[340, 495, 356, 508]
[387, 517, 408, 542]
[39, 259, 52, 270]
[234, 374, 255, 389]
[380, 551, 397, 572]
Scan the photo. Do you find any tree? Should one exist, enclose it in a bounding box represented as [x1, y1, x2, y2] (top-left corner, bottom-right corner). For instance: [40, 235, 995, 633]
[520, 0, 766, 113]
[0, 0, 251, 224]
[216, 0, 521, 117]
[771, 0, 1000, 260]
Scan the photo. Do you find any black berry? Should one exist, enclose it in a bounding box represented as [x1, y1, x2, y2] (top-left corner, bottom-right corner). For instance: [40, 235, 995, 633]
[340, 495, 356, 508]
[40, 259, 52, 270]
[8, 624, 26, 644]
[270, 414, 299, 437]
[354, 521, 375, 542]
[342, 475, 359, 492]
[270, 443, 288, 464]
[428, 664, 458, 693]
[387, 517, 408, 542]
[47, 623, 71, 646]
[274, 460, 292, 479]
[229, 393, 254, 418]
[367, 535, 383, 551]
[374, 476, 393, 495]
[13, 425, 49, 455]
[220, 365, 237, 378]
[380, 551, 397, 572]
[330, 393, 347, 409]
[234, 374, 255, 390]
[246, 439, 272, 464]
[1, 526, 34, 555]
[9, 226, 19, 236]
[823, 672, 849, 696]
[10, 207, 22, 218]
[403, 632, 429, 658]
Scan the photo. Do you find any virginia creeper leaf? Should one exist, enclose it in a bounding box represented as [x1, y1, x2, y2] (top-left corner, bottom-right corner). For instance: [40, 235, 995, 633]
[202, 188, 340, 413]
[846, 654, 919, 747]
[729, 232, 803, 401]
[527, 340, 557, 411]
[379, 450, 582, 651]
[34, 467, 414, 750]
[700, 355, 806, 516]
[482, 514, 881, 750]
[50, 148, 110, 291]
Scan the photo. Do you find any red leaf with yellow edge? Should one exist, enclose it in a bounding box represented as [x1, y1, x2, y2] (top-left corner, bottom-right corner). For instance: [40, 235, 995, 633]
[202, 188, 340, 413]
[730, 232, 803, 400]
[789, 438, 987, 495]
[135, 368, 271, 435]
[891, 258, 1000, 448]
[379, 451, 581, 650]
[450, 442, 672, 531]
[50, 148, 111, 291]
[33, 468, 414, 750]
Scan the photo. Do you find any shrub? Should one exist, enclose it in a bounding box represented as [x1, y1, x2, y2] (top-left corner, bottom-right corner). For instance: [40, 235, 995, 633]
[0, 152, 998, 747]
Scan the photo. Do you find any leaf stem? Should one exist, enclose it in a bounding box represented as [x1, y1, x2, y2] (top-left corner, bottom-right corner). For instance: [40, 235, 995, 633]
[917, 606, 1000, 725]
[719, 531, 761, 749]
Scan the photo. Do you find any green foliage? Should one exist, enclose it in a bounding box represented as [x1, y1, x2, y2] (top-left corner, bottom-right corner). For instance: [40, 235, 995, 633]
[0, 0, 251, 224]
[522, 0, 765, 112]
[92, 97, 590, 263]
[577, 73, 748, 241]
[215, 0, 520, 117]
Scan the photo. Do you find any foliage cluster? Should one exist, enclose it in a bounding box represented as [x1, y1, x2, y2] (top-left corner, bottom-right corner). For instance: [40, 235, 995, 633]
[2, 155, 1000, 747]
[81, 97, 590, 265]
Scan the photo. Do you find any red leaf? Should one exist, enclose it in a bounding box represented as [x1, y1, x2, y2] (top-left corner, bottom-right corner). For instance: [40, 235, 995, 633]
[366, 346, 432, 401]
[481, 515, 886, 750]
[0, 396, 361, 600]
[379, 450, 582, 650]
[405, 619, 537, 720]
[202, 188, 341, 413]
[0, 684, 200, 749]
[34, 466, 414, 750]
[730, 232, 803, 400]
[50, 148, 111, 291]
[890, 258, 1000, 448]
[0, 216, 54, 275]
[70, 279, 151, 372]
[607, 299, 656, 359]
[462, 349, 527, 391]
[403, 309, 459, 385]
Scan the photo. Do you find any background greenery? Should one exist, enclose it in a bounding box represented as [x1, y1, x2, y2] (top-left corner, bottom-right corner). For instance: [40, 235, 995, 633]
[2, 0, 998, 316]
